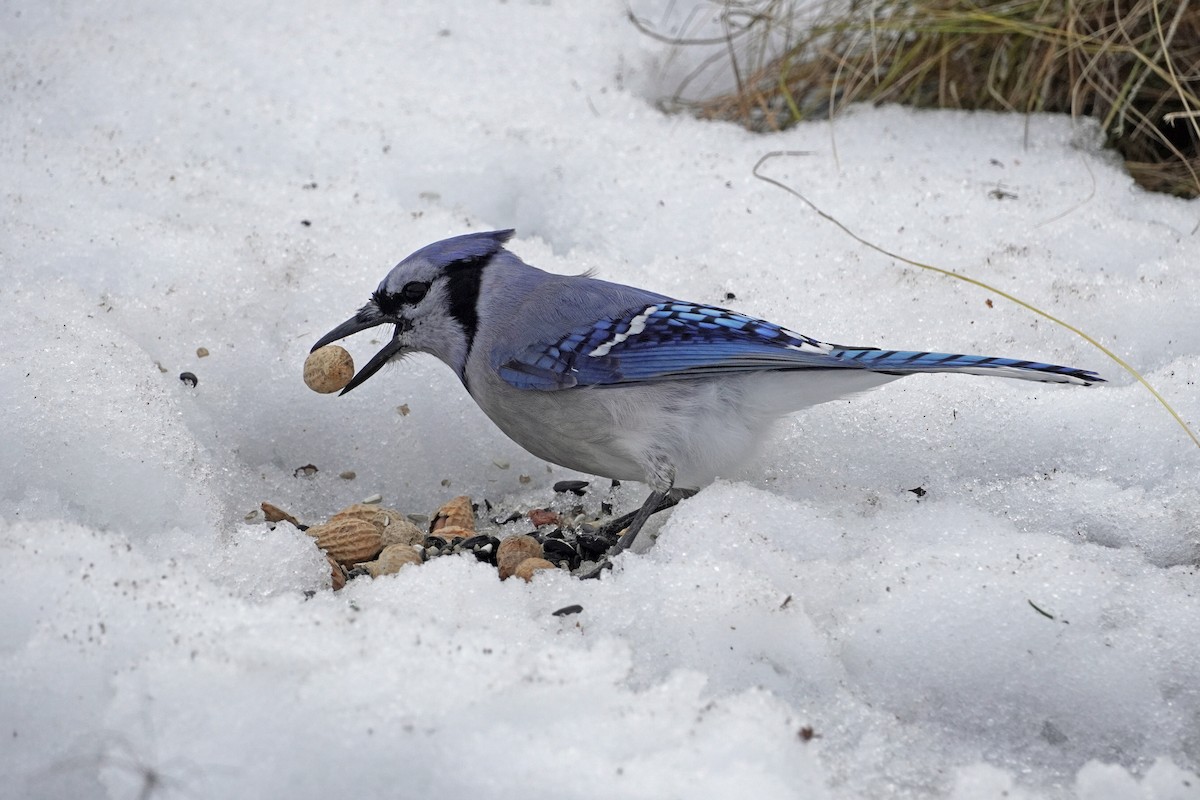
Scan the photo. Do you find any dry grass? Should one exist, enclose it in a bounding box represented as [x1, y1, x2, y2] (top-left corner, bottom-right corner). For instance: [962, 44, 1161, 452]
[647, 0, 1200, 197]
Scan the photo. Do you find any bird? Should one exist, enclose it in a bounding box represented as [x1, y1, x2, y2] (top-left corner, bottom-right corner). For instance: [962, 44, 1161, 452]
[311, 229, 1103, 567]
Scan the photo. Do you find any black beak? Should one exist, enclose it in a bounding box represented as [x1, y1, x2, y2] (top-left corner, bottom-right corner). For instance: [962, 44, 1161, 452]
[311, 304, 410, 395]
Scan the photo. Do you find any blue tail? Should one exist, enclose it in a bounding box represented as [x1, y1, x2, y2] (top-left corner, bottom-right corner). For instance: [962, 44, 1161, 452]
[828, 347, 1104, 386]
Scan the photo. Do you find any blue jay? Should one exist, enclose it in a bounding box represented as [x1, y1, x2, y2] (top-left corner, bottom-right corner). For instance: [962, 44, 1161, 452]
[311, 230, 1102, 563]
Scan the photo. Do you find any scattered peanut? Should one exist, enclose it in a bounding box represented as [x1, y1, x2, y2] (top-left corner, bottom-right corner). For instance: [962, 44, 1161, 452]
[378, 515, 426, 547]
[513, 557, 557, 582]
[432, 495, 474, 532]
[309, 518, 384, 565]
[497, 535, 543, 580]
[435, 525, 472, 542]
[330, 503, 381, 525]
[358, 544, 423, 577]
[331, 503, 424, 547]
[265, 491, 597, 589]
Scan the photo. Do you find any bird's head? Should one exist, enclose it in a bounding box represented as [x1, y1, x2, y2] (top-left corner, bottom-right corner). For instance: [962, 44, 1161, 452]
[310, 229, 514, 394]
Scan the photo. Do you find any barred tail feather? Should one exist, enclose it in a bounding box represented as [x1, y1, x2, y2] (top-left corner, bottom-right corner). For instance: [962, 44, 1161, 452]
[829, 348, 1104, 386]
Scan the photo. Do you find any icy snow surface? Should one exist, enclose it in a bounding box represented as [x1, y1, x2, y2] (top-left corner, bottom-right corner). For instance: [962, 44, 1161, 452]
[2, 1, 1199, 798]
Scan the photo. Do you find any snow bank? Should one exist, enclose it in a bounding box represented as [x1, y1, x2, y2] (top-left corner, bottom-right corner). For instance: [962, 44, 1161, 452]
[2, 1, 1197, 798]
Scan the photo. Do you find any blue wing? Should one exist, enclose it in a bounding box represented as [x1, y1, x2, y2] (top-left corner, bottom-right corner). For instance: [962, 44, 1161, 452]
[494, 301, 1103, 390]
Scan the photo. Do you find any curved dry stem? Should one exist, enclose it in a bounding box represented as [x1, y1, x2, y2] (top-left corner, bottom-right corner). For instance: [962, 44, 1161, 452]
[752, 150, 1200, 451]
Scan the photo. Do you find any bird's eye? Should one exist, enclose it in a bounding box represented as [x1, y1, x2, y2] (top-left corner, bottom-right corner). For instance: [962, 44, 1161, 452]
[400, 281, 430, 304]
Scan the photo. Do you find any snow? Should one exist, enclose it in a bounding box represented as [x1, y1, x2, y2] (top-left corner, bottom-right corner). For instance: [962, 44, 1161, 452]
[2, 1, 1199, 798]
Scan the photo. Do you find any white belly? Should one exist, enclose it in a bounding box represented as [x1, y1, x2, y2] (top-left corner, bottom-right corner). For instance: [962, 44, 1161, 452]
[468, 368, 900, 490]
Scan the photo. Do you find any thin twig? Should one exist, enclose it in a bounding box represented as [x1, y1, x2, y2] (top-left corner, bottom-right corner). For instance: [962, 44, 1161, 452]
[751, 150, 1200, 451]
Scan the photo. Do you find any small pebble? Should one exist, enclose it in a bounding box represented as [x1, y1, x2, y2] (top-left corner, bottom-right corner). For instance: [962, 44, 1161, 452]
[196, 346, 210, 358]
[179, 371, 198, 387]
[458, 534, 501, 564]
[339, 470, 357, 480]
[574, 532, 613, 560]
[362, 493, 382, 504]
[552, 604, 583, 617]
[552, 479, 589, 496]
[543, 538, 581, 570]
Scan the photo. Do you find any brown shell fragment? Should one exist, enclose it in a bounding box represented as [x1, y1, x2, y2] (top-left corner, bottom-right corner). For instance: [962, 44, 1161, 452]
[304, 345, 355, 394]
[261, 501, 302, 528]
[358, 544, 423, 577]
[309, 518, 384, 566]
[432, 495, 475, 532]
[497, 535, 543, 580]
[513, 557, 557, 582]
[328, 554, 347, 591]
[527, 508, 560, 528]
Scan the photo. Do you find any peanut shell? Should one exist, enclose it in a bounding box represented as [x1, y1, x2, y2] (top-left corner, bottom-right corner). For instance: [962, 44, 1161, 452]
[432, 495, 474, 532]
[310, 518, 383, 565]
[359, 544, 423, 577]
[261, 501, 302, 528]
[331, 503, 424, 547]
[378, 515, 426, 547]
[304, 345, 355, 394]
[497, 535, 543, 580]
[328, 554, 347, 591]
[330, 502, 381, 524]
[435, 524, 471, 542]
[513, 557, 557, 582]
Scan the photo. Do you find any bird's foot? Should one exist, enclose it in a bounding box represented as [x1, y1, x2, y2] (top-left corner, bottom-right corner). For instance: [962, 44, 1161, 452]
[573, 488, 695, 579]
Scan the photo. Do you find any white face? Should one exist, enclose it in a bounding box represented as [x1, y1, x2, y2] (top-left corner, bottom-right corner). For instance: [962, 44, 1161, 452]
[310, 229, 511, 393]
[381, 270, 473, 362]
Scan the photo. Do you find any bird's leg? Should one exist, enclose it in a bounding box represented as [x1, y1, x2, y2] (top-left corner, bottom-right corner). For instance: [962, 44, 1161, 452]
[593, 490, 686, 548]
[578, 487, 697, 579]
[610, 487, 671, 556]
